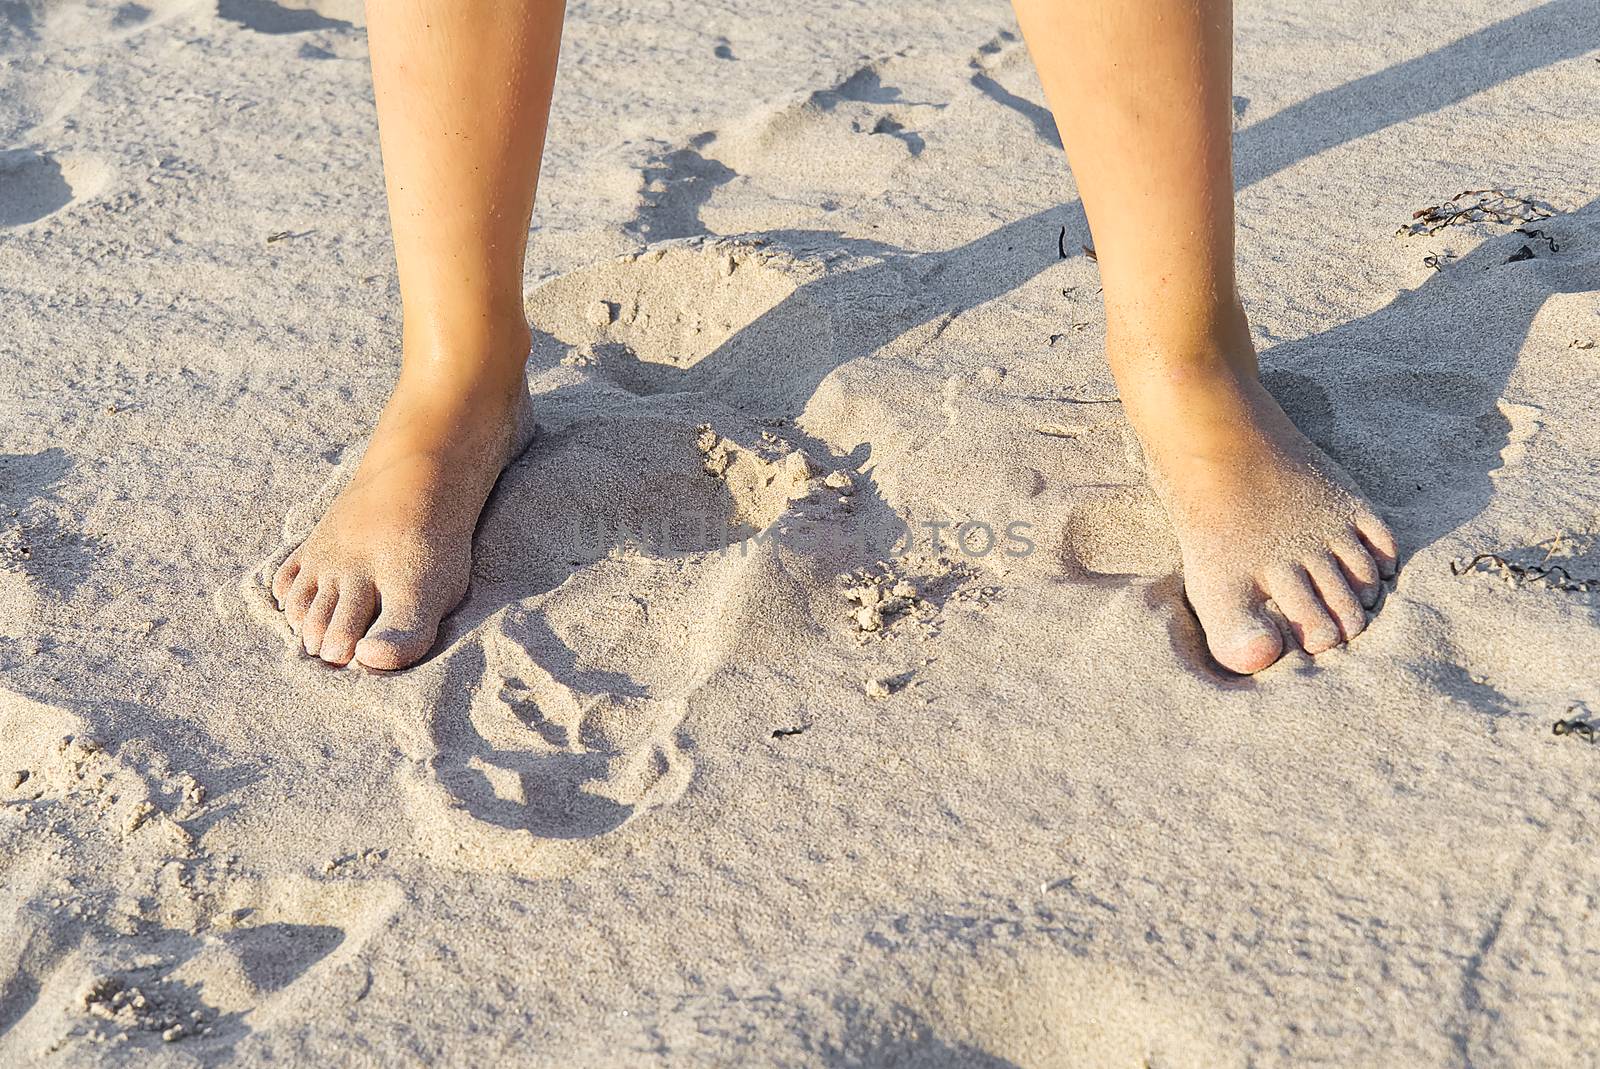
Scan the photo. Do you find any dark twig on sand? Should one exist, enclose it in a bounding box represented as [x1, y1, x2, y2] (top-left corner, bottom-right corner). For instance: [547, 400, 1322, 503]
[1053, 227, 1095, 262]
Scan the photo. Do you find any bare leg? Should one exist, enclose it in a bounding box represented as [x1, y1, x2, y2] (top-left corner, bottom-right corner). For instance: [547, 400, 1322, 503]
[272, 0, 565, 669]
[1012, 0, 1397, 673]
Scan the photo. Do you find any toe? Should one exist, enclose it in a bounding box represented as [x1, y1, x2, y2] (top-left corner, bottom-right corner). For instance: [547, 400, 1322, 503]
[1305, 552, 1367, 642]
[1330, 533, 1382, 608]
[1264, 564, 1342, 655]
[1353, 506, 1399, 579]
[353, 598, 441, 671]
[1189, 580, 1286, 675]
[271, 550, 301, 607]
[300, 582, 340, 657]
[284, 572, 319, 630]
[319, 581, 378, 667]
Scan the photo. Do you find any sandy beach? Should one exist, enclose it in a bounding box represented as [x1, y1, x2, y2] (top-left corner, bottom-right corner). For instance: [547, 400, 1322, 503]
[3, 0, 1600, 1063]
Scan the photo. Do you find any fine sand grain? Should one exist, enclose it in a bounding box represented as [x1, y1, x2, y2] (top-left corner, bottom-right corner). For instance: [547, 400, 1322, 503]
[3, 0, 1600, 1064]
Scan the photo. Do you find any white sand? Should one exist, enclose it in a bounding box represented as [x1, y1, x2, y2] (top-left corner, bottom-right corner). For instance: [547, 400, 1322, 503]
[4, 0, 1600, 1063]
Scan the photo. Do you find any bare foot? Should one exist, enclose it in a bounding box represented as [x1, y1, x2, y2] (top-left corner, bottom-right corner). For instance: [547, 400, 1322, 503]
[1118, 337, 1399, 675]
[271, 336, 533, 670]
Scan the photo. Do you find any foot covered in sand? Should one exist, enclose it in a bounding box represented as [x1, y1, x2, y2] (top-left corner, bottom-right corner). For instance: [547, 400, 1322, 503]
[271, 336, 533, 670]
[1119, 332, 1399, 675]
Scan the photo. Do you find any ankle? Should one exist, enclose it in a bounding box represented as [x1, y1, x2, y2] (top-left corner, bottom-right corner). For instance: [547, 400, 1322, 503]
[398, 312, 532, 395]
[1105, 301, 1272, 446]
[1105, 298, 1256, 381]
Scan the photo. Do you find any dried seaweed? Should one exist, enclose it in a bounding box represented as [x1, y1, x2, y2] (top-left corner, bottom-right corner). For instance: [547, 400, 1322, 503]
[1516, 226, 1560, 252]
[1450, 552, 1596, 592]
[1553, 712, 1596, 744]
[1398, 189, 1553, 238]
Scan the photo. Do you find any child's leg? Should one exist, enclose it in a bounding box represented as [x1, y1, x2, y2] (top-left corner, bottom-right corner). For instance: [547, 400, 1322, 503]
[272, 0, 565, 669]
[1011, 0, 1397, 673]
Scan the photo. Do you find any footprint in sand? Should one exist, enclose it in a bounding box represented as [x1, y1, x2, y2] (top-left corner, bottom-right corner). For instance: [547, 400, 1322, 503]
[967, 29, 1061, 150]
[3, 892, 395, 1058]
[215, 0, 357, 35]
[40, 921, 342, 1049]
[0, 0, 37, 51]
[0, 141, 112, 228]
[529, 238, 836, 411]
[624, 134, 737, 243]
[398, 607, 696, 876]
[0, 34, 109, 227]
[0, 150, 76, 227]
[702, 57, 939, 202]
[2, 0, 194, 49]
[0, 58, 90, 140]
[0, 690, 403, 1057]
[370, 243, 866, 868]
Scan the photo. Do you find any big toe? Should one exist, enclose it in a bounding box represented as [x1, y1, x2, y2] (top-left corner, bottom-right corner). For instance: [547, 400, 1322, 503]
[1191, 584, 1285, 674]
[353, 599, 441, 671]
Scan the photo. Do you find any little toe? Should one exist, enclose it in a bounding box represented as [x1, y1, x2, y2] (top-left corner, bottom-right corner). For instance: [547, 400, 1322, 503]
[1190, 582, 1285, 674]
[353, 599, 441, 671]
[1305, 552, 1367, 642]
[319, 581, 377, 667]
[300, 583, 340, 657]
[284, 573, 319, 630]
[1330, 533, 1382, 607]
[1264, 565, 1342, 655]
[271, 551, 301, 607]
[1353, 507, 1399, 578]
